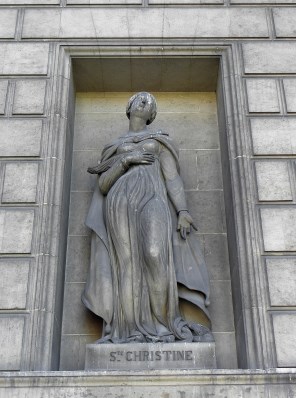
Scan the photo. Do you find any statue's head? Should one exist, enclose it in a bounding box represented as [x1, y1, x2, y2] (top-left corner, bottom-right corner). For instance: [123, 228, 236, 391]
[126, 92, 157, 125]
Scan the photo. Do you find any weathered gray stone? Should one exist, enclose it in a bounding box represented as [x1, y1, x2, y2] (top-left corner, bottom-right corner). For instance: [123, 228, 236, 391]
[73, 113, 126, 151]
[22, 9, 61, 38]
[13, 80, 46, 115]
[68, 192, 92, 236]
[245, 79, 280, 113]
[2, 162, 39, 203]
[75, 92, 218, 115]
[0, 210, 34, 254]
[85, 342, 217, 370]
[255, 161, 292, 201]
[196, 150, 223, 190]
[150, 0, 222, 3]
[0, 9, 18, 39]
[65, 236, 90, 283]
[0, 0, 58, 3]
[0, 80, 8, 114]
[273, 8, 296, 38]
[204, 234, 230, 281]
[0, 370, 295, 397]
[62, 282, 102, 335]
[158, 113, 220, 150]
[0, 43, 49, 75]
[75, 92, 129, 114]
[60, 335, 97, 371]
[283, 79, 296, 113]
[209, 281, 235, 333]
[179, 150, 198, 190]
[273, 313, 296, 367]
[187, 191, 225, 233]
[266, 258, 296, 306]
[22, 8, 268, 39]
[243, 42, 296, 74]
[0, 120, 42, 157]
[232, 0, 295, 3]
[158, 92, 217, 114]
[0, 317, 24, 370]
[68, 0, 141, 3]
[213, 332, 237, 369]
[251, 118, 296, 155]
[261, 208, 296, 251]
[70, 150, 98, 192]
[137, 8, 269, 38]
[0, 260, 29, 309]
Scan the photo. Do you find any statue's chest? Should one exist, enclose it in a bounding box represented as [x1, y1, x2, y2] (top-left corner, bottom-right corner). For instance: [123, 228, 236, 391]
[117, 139, 160, 155]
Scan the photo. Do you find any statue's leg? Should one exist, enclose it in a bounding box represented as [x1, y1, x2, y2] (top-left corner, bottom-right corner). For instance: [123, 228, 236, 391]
[106, 195, 139, 338]
[140, 198, 170, 328]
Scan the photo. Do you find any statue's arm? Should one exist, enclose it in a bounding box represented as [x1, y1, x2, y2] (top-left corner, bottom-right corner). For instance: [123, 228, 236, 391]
[98, 158, 129, 195]
[160, 147, 197, 239]
[99, 151, 155, 195]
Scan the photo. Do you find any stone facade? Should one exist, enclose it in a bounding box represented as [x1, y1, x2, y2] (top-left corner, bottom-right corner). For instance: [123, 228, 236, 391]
[0, 0, 295, 395]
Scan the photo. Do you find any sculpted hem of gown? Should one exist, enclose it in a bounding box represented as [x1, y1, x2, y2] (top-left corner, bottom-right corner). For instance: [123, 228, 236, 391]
[82, 131, 213, 344]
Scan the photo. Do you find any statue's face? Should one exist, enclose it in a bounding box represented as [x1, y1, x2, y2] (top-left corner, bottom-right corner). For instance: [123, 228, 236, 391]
[130, 93, 154, 122]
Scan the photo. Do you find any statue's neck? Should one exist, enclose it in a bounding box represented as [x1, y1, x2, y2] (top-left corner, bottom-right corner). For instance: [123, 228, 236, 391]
[128, 116, 147, 133]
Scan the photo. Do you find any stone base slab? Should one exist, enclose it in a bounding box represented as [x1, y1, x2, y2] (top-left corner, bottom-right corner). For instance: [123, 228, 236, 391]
[85, 342, 216, 370]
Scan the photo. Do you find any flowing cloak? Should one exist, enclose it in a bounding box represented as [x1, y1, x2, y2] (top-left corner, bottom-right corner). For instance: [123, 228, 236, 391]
[82, 132, 211, 327]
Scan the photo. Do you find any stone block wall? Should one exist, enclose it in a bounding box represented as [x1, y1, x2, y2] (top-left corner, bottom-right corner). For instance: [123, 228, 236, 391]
[0, 0, 295, 374]
[242, 43, 296, 367]
[0, 43, 51, 371]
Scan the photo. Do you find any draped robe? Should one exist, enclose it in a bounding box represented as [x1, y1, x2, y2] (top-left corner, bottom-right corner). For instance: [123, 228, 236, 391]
[82, 131, 211, 343]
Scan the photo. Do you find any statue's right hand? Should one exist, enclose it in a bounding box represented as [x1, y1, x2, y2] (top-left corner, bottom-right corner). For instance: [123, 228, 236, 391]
[124, 151, 155, 166]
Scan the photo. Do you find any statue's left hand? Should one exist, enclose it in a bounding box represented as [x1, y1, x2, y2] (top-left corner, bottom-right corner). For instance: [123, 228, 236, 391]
[177, 211, 198, 240]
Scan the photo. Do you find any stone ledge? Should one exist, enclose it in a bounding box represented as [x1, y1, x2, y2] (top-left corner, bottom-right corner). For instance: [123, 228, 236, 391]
[0, 369, 295, 398]
[0, 369, 295, 385]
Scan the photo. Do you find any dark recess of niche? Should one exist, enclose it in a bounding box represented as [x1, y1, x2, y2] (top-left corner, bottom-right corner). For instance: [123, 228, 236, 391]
[72, 57, 219, 92]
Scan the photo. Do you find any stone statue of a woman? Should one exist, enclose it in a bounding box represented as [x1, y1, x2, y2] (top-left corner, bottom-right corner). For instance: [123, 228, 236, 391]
[82, 92, 213, 343]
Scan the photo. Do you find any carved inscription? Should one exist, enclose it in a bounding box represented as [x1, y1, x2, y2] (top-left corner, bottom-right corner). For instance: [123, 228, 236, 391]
[109, 350, 193, 362]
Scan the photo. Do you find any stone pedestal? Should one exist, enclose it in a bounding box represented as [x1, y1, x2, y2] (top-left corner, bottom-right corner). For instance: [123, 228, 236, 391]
[85, 342, 216, 371]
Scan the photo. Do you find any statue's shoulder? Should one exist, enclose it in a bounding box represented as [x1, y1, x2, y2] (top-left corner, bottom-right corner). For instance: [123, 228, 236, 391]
[153, 130, 179, 159]
[154, 130, 171, 142]
[154, 130, 176, 146]
[155, 129, 168, 137]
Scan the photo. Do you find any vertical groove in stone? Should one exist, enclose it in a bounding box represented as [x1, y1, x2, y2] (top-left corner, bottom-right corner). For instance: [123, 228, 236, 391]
[15, 8, 24, 41]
